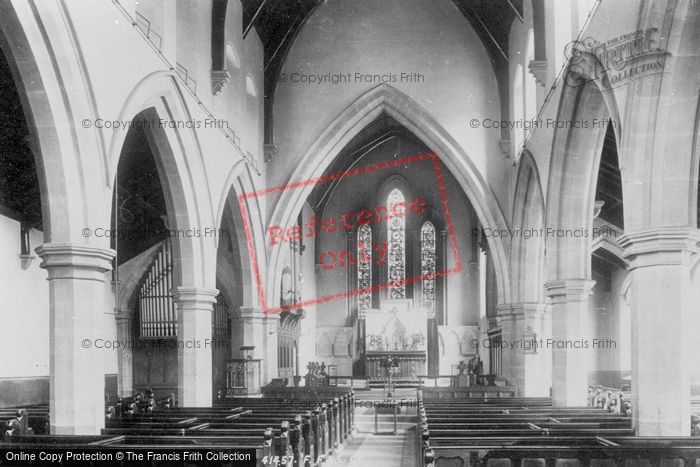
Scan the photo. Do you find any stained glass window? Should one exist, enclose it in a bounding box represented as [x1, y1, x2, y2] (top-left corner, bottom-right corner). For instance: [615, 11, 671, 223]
[421, 221, 436, 314]
[387, 188, 406, 299]
[357, 224, 372, 313]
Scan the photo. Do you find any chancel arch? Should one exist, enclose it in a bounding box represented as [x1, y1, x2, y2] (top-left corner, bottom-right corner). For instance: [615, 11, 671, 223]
[267, 83, 512, 312]
[278, 106, 497, 383]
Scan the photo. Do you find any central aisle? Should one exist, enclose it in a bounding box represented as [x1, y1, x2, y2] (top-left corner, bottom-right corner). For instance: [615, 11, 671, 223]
[327, 393, 418, 467]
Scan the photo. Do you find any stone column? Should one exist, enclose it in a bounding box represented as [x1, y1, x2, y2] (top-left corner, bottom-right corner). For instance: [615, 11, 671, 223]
[619, 228, 700, 436]
[263, 313, 280, 384]
[230, 307, 280, 386]
[230, 307, 265, 360]
[36, 244, 115, 435]
[544, 279, 596, 406]
[173, 287, 218, 407]
[115, 308, 134, 398]
[498, 303, 551, 397]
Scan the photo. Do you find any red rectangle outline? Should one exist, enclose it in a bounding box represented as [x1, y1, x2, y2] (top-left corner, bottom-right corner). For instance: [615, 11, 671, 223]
[238, 152, 463, 315]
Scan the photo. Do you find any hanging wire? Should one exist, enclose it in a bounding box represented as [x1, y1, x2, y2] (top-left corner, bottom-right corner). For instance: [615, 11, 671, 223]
[113, 159, 120, 314]
[514, 0, 603, 165]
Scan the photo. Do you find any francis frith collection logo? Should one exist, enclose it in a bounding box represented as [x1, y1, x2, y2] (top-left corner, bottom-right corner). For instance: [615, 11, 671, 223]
[565, 27, 669, 89]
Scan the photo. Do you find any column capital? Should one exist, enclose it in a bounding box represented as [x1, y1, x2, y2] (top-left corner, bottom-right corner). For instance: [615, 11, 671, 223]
[231, 306, 266, 321]
[619, 227, 700, 270]
[115, 307, 133, 322]
[172, 287, 219, 305]
[544, 279, 596, 304]
[497, 302, 547, 319]
[262, 312, 281, 323]
[35, 243, 115, 281]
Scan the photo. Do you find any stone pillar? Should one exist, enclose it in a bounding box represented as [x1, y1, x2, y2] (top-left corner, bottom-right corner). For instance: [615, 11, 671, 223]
[36, 244, 115, 435]
[619, 229, 700, 436]
[263, 313, 280, 384]
[173, 287, 218, 407]
[230, 307, 280, 385]
[115, 308, 134, 398]
[544, 279, 596, 406]
[230, 307, 265, 360]
[498, 303, 551, 397]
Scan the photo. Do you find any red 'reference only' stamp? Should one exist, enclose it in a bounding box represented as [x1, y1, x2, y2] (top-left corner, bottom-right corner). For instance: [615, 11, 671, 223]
[238, 152, 462, 315]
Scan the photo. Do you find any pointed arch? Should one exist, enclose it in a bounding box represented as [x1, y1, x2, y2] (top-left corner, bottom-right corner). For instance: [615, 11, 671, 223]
[0, 2, 85, 243]
[511, 150, 545, 302]
[215, 165, 263, 309]
[110, 73, 218, 288]
[545, 53, 621, 281]
[267, 84, 511, 309]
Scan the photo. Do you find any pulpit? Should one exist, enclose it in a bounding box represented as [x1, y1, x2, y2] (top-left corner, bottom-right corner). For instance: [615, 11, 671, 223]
[226, 346, 261, 396]
[364, 300, 427, 378]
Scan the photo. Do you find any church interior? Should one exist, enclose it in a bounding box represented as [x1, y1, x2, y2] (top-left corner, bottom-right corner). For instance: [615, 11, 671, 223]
[1, 0, 700, 465]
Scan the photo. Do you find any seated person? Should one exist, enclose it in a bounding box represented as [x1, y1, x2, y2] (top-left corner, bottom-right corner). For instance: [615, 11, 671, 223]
[623, 400, 632, 416]
[146, 396, 156, 415]
[14, 410, 32, 435]
[4, 419, 20, 442]
[594, 390, 604, 408]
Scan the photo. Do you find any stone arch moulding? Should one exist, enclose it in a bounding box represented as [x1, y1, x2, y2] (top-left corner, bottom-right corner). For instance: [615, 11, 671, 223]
[545, 52, 622, 281]
[0, 1, 97, 244]
[511, 150, 545, 303]
[266, 83, 512, 311]
[110, 72, 218, 288]
[215, 166, 265, 309]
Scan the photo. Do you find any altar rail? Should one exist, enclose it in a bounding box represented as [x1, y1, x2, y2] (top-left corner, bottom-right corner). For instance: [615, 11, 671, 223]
[418, 374, 501, 388]
[365, 352, 426, 378]
[261, 385, 354, 398]
[323, 375, 512, 395]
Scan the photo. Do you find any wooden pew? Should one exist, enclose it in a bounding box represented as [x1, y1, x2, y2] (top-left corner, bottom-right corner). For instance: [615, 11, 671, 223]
[103, 395, 348, 466]
[6, 395, 352, 467]
[0, 406, 49, 436]
[417, 391, 700, 467]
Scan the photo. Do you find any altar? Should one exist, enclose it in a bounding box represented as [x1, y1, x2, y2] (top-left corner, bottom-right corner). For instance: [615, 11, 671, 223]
[364, 300, 427, 378]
